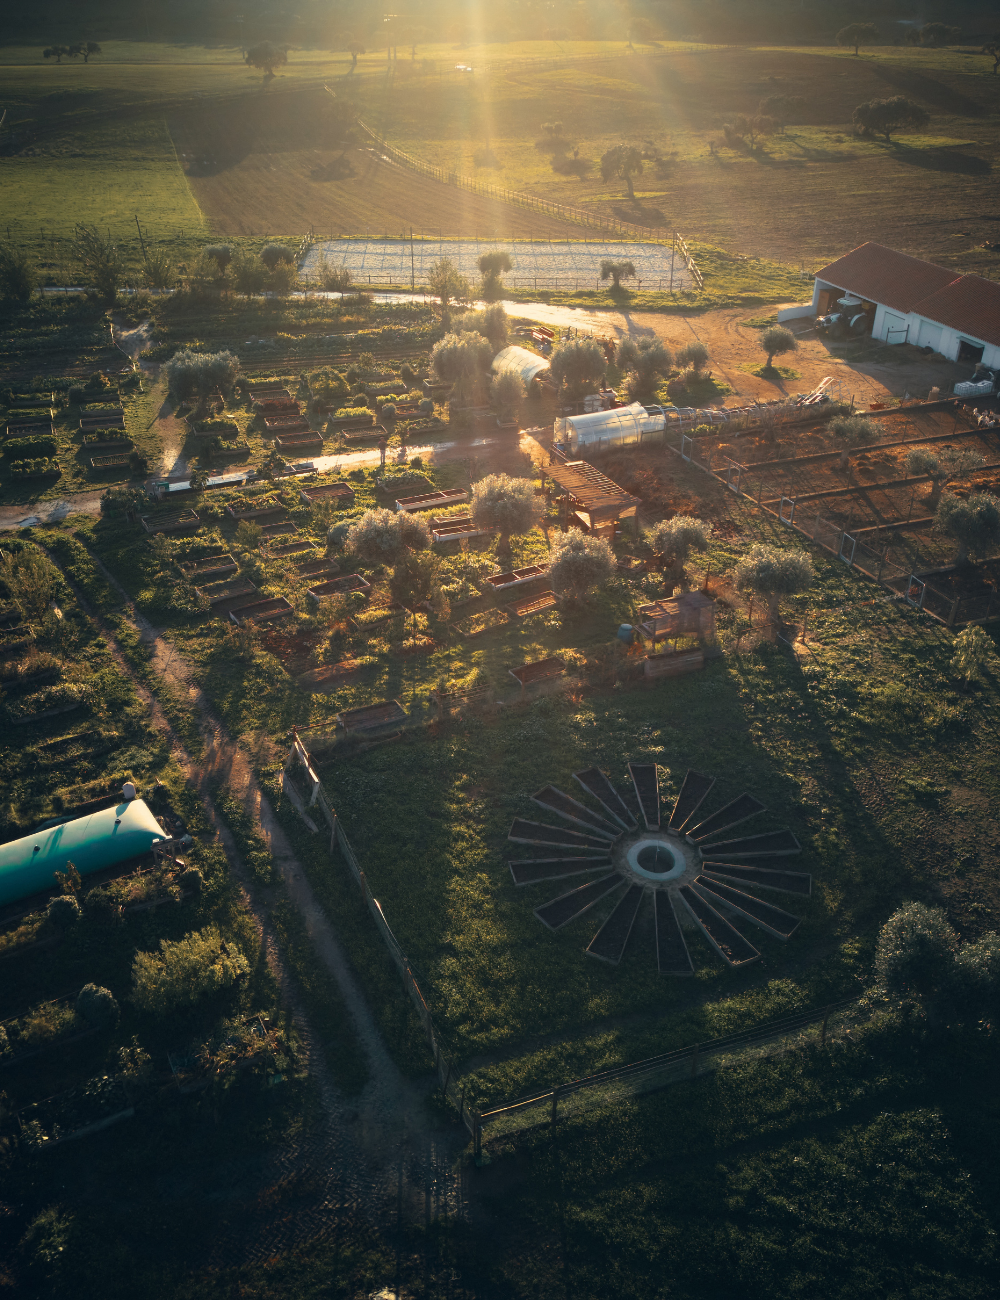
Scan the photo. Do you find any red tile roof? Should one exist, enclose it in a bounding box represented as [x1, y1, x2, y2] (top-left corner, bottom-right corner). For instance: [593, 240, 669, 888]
[908, 275, 1000, 349]
[815, 242, 958, 313]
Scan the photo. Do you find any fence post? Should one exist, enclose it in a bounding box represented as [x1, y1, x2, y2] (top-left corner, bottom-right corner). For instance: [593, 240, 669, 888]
[550, 1087, 559, 1131]
[474, 1115, 483, 1163]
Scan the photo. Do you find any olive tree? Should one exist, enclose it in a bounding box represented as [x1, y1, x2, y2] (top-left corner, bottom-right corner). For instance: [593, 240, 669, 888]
[346, 508, 431, 568]
[550, 529, 616, 603]
[478, 250, 513, 298]
[648, 516, 710, 590]
[919, 22, 961, 47]
[936, 492, 1000, 565]
[163, 349, 240, 404]
[316, 258, 353, 298]
[759, 326, 797, 369]
[853, 96, 930, 142]
[837, 22, 880, 55]
[428, 258, 470, 323]
[905, 448, 983, 506]
[676, 341, 709, 373]
[76, 983, 119, 1027]
[549, 336, 606, 398]
[470, 474, 540, 552]
[873, 902, 959, 1025]
[600, 259, 637, 290]
[828, 414, 880, 468]
[616, 336, 671, 400]
[430, 330, 492, 404]
[459, 303, 509, 348]
[599, 144, 643, 200]
[231, 254, 269, 298]
[389, 551, 450, 621]
[244, 41, 288, 77]
[734, 543, 814, 622]
[131, 926, 249, 1014]
[261, 243, 295, 272]
[490, 370, 526, 423]
[203, 244, 233, 276]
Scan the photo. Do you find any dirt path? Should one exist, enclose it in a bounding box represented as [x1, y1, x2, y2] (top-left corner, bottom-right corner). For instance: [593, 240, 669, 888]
[44, 535, 472, 1258]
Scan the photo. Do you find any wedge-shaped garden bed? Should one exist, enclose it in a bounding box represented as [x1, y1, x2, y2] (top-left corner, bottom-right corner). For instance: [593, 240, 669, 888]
[196, 576, 257, 607]
[307, 573, 371, 601]
[507, 590, 557, 620]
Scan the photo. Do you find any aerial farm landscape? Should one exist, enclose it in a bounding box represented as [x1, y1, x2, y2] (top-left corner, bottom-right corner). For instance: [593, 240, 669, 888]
[1, 4, 1000, 1297]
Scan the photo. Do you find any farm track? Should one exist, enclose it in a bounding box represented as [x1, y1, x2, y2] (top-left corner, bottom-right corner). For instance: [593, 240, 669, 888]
[36, 534, 471, 1265]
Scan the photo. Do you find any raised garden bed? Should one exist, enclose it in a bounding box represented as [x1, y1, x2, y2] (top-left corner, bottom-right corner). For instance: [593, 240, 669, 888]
[141, 510, 200, 535]
[229, 596, 294, 626]
[197, 576, 257, 607]
[293, 556, 334, 579]
[327, 412, 375, 431]
[399, 417, 445, 435]
[507, 590, 558, 619]
[341, 424, 388, 443]
[453, 608, 509, 638]
[0, 996, 95, 1068]
[431, 681, 492, 711]
[226, 502, 284, 522]
[260, 520, 297, 538]
[80, 437, 133, 453]
[432, 519, 498, 544]
[265, 539, 314, 557]
[180, 553, 238, 581]
[80, 412, 125, 432]
[5, 419, 53, 438]
[275, 431, 323, 451]
[396, 487, 469, 513]
[16, 1076, 133, 1148]
[307, 573, 371, 601]
[264, 416, 310, 433]
[509, 657, 566, 688]
[617, 556, 649, 576]
[298, 660, 363, 691]
[352, 601, 404, 631]
[337, 699, 407, 734]
[190, 420, 240, 439]
[644, 649, 705, 678]
[88, 454, 131, 471]
[483, 564, 549, 593]
[299, 482, 355, 506]
[247, 384, 290, 400]
[212, 440, 252, 460]
[8, 700, 84, 726]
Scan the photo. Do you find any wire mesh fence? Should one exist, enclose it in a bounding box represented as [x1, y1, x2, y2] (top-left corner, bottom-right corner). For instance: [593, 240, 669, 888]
[476, 998, 867, 1148]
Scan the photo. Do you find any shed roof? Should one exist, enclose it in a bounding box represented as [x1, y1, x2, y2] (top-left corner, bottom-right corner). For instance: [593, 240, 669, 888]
[544, 460, 641, 522]
[0, 798, 167, 908]
[491, 345, 551, 384]
[814, 242, 958, 314]
[906, 274, 1000, 348]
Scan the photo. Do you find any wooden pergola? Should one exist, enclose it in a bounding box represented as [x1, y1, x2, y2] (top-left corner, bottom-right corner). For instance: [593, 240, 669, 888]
[541, 461, 641, 536]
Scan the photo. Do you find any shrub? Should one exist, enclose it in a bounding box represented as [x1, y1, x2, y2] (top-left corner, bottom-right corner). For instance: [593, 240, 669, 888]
[459, 303, 510, 348]
[490, 370, 526, 420]
[347, 508, 431, 566]
[261, 243, 295, 271]
[676, 341, 709, 372]
[47, 894, 81, 931]
[203, 244, 233, 275]
[470, 473, 540, 549]
[76, 983, 119, 1027]
[0, 546, 58, 620]
[936, 492, 1000, 565]
[549, 529, 616, 602]
[68, 385, 85, 405]
[100, 485, 146, 516]
[131, 925, 249, 1014]
[8, 458, 58, 478]
[2, 436, 57, 456]
[828, 414, 880, 466]
[0, 242, 38, 303]
[178, 865, 204, 894]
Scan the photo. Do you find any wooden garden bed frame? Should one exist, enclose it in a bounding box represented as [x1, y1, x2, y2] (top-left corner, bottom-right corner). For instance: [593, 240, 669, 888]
[247, 384, 290, 400]
[80, 437, 133, 453]
[88, 454, 130, 470]
[265, 539, 315, 557]
[5, 419, 53, 438]
[226, 502, 284, 522]
[141, 510, 200, 535]
[483, 564, 549, 593]
[180, 553, 238, 581]
[298, 482, 356, 506]
[507, 590, 558, 619]
[337, 699, 407, 734]
[327, 412, 375, 432]
[264, 416, 310, 433]
[508, 657, 566, 688]
[307, 574, 371, 601]
[452, 608, 509, 639]
[431, 681, 492, 712]
[259, 520, 297, 538]
[432, 522, 498, 544]
[229, 596, 294, 626]
[79, 413, 125, 432]
[341, 424, 388, 443]
[644, 649, 705, 678]
[275, 431, 324, 451]
[197, 576, 257, 607]
[294, 556, 337, 580]
[395, 487, 469, 513]
[297, 660, 363, 690]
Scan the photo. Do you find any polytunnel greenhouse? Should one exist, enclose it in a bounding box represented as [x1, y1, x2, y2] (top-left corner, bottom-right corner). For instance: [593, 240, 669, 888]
[491, 345, 552, 385]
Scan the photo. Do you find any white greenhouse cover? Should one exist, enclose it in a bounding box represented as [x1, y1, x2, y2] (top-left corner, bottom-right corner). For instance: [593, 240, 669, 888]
[558, 402, 666, 453]
[492, 345, 551, 384]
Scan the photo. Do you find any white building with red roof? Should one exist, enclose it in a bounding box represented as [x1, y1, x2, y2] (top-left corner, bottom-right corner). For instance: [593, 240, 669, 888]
[812, 242, 1000, 370]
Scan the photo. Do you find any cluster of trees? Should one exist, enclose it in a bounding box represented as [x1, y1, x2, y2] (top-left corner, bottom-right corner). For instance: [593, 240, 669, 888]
[42, 42, 101, 63]
[198, 241, 298, 296]
[163, 349, 241, 406]
[853, 95, 929, 141]
[837, 22, 968, 54]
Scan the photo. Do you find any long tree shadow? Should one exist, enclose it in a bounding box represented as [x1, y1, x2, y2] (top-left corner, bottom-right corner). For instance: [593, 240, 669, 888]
[888, 144, 991, 176]
[872, 64, 988, 117]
